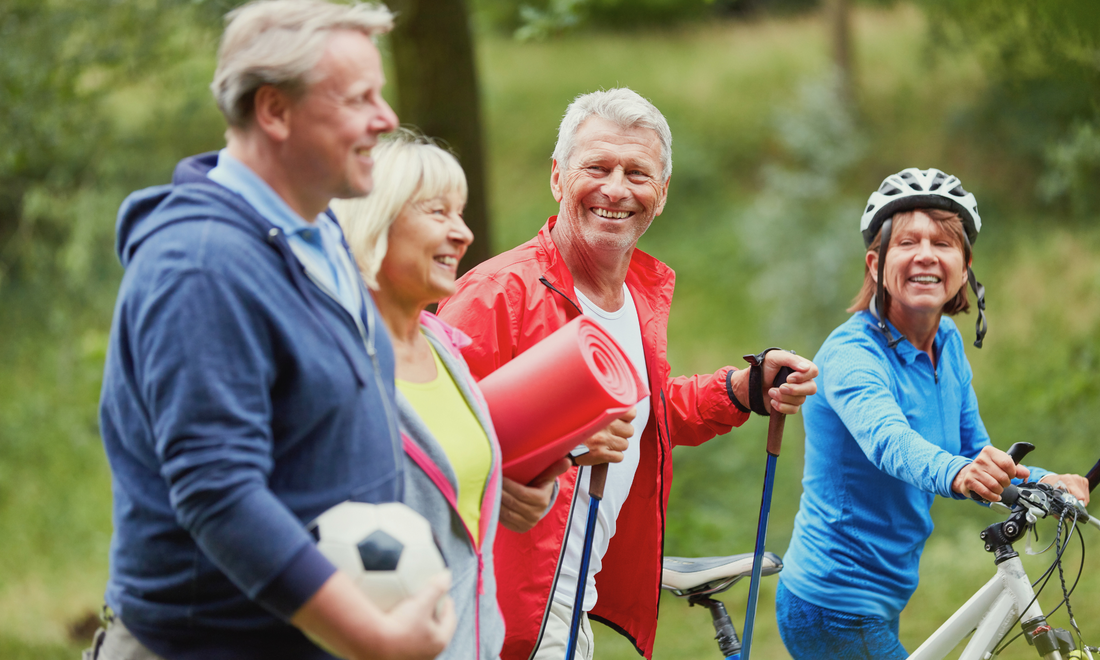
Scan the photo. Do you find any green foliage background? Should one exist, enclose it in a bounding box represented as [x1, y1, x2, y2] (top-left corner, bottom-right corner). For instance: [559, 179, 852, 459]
[1, 2, 1098, 658]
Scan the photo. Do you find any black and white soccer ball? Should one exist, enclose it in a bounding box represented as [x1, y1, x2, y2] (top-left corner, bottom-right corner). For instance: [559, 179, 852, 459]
[308, 501, 448, 612]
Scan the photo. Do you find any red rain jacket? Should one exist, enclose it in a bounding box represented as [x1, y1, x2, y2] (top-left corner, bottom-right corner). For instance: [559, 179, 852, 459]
[437, 216, 749, 659]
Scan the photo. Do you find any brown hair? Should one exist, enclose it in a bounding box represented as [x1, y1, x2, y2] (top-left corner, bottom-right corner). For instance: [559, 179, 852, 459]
[848, 208, 972, 316]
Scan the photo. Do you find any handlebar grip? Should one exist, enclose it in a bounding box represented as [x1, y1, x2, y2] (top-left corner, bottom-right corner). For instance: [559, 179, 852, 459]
[1006, 442, 1035, 464]
[968, 443, 1033, 503]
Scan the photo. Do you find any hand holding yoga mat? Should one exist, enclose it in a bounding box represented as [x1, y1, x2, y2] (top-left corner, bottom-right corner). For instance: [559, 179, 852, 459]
[478, 316, 648, 484]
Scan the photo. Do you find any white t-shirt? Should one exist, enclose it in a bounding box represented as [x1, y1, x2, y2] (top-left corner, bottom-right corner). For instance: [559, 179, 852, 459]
[552, 284, 651, 612]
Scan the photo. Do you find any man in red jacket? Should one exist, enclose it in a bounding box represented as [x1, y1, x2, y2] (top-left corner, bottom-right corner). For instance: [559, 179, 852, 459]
[437, 87, 818, 660]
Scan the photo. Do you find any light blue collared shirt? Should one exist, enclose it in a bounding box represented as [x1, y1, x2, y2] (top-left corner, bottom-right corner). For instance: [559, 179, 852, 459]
[208, 149, 364, 321]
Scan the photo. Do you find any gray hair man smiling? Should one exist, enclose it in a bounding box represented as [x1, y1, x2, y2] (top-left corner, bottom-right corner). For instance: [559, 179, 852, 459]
[437, 87, 818, 660]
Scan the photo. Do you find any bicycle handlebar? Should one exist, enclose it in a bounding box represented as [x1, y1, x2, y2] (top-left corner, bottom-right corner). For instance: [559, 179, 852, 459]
[1087, 457, 1100, 493]
[979, 444, 1100, 537]
[994, 444, 1100, 529]
[1006, 481, 1093, 529]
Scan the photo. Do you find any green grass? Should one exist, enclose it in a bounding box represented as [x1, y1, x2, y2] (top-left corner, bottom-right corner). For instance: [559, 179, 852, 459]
[0, 291, 113, 655]
[2, 3, 1099, 658]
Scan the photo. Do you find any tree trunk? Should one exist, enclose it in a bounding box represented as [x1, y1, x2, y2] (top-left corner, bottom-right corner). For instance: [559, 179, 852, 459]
[388, 0, 491, 274]
[826, 0, 854, 103]
[0, 185, 23, 281]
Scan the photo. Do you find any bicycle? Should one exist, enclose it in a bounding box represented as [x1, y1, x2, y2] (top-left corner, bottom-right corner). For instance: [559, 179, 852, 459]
[661, 446, 1100, 659]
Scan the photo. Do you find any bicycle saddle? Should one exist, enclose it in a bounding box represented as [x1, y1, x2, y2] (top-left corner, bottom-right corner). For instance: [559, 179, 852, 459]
[661, 552, 783, 597]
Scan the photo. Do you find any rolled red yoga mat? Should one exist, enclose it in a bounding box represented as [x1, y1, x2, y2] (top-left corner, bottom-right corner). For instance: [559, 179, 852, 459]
[478, 316, 648, 484]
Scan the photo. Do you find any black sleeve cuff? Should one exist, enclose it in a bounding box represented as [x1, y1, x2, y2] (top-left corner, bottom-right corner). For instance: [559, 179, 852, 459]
[726, 367, 751, 414]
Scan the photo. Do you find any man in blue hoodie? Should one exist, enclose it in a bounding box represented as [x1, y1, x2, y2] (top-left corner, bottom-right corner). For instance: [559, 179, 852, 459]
[90, 2, 456, 659]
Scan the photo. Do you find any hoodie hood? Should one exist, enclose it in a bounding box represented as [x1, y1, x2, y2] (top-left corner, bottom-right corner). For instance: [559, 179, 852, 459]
[113, 151, 383, 389]
[115, 152, 246, 267]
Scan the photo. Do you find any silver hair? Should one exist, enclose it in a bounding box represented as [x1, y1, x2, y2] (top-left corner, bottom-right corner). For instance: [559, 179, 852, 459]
[211, 0, 394, 128]
[330, 129, 469, 289]
[551, 87, 673, 181]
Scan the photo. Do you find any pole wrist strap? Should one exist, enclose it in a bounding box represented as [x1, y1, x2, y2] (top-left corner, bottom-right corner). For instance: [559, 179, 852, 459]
[743, 348, 790, 416]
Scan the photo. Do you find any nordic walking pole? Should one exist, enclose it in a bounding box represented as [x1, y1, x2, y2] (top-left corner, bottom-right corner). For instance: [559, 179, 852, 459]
[565, 463, 608, 660]
[740, 364, 793, 660]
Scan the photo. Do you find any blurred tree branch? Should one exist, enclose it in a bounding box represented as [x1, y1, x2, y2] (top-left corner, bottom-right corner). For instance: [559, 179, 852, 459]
[0, 0, 216, 285]
[919, 0, 1100, 214]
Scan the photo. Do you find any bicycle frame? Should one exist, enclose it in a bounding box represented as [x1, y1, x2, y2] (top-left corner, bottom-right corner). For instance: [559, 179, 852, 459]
[669, 454, 1100, 660]
[909, 554, 1051, 660]
[909, 472, 1100, 660]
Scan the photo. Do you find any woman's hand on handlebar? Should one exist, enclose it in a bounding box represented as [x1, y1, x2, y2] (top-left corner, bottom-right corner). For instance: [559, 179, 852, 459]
[953, 446, 1029, 502]
[1039, 473, 1091, 505]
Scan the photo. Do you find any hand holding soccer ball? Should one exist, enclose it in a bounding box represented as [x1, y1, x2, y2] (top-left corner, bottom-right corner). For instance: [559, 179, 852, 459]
[308, 501, 450, 612]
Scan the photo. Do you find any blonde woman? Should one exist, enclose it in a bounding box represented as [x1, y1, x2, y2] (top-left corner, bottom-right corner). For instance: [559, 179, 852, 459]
[332, 131, 567, 660]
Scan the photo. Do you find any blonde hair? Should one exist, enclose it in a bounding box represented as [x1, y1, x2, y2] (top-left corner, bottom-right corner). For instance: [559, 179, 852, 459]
[211, 0, 394, 128]
[331, 129, 469, 289]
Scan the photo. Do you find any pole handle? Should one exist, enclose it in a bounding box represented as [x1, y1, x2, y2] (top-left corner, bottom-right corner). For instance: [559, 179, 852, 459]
[765, 366, 793, 456]
[767, 413, 786, 456]
[589, 463, 608, 500]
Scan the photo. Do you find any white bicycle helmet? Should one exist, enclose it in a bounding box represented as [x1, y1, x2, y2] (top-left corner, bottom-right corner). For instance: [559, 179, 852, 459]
[862, 167, 987, 348]
[860, 168, 982, 247]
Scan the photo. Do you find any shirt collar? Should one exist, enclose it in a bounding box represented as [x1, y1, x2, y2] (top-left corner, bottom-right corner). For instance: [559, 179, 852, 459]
[861, 310, 948, 366]
[207, 149, 329, 245]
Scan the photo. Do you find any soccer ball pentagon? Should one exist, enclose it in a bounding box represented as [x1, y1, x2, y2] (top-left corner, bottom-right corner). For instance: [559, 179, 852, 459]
[308, 501, 448, 612]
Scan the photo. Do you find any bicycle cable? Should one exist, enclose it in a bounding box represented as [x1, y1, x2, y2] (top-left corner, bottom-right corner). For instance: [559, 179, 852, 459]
[1030, 510, 1083, 621]
[1043, 510, 1087, 653]
[990, 507, 1084, 656]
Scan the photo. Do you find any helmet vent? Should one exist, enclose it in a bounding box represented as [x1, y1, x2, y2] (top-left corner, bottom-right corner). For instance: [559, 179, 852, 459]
[899, 171, 923, 191]
[865, 204, 874, 214]
[879, 183, 901, 196]
[949, 185, 968, 197]
[930, 171, 946, 191]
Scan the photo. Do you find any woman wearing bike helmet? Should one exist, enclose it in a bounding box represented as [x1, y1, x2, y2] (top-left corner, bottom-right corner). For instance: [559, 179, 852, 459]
[775, 168, 1091, 659]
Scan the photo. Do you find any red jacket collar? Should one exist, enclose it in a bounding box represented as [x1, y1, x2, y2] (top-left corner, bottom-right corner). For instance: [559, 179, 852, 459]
[534, 215, 674, 315]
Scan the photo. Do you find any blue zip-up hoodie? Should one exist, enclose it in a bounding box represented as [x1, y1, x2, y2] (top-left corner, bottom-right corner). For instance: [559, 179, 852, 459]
[99, 153, 402, 659]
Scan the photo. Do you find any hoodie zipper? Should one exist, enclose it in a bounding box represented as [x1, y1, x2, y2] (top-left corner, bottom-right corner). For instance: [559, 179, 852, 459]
[271, 227, 402, 475]
[402, 434, 488, 658]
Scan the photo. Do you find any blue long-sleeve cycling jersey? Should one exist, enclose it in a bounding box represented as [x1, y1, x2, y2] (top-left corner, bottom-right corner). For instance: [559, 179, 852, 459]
[780, 311, 1049, 620]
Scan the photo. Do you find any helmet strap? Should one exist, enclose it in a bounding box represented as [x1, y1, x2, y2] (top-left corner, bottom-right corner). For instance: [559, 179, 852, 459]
[960, 233, 987, 348]
[874, 218, 902, 348]
[968, 266, 987, 348]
